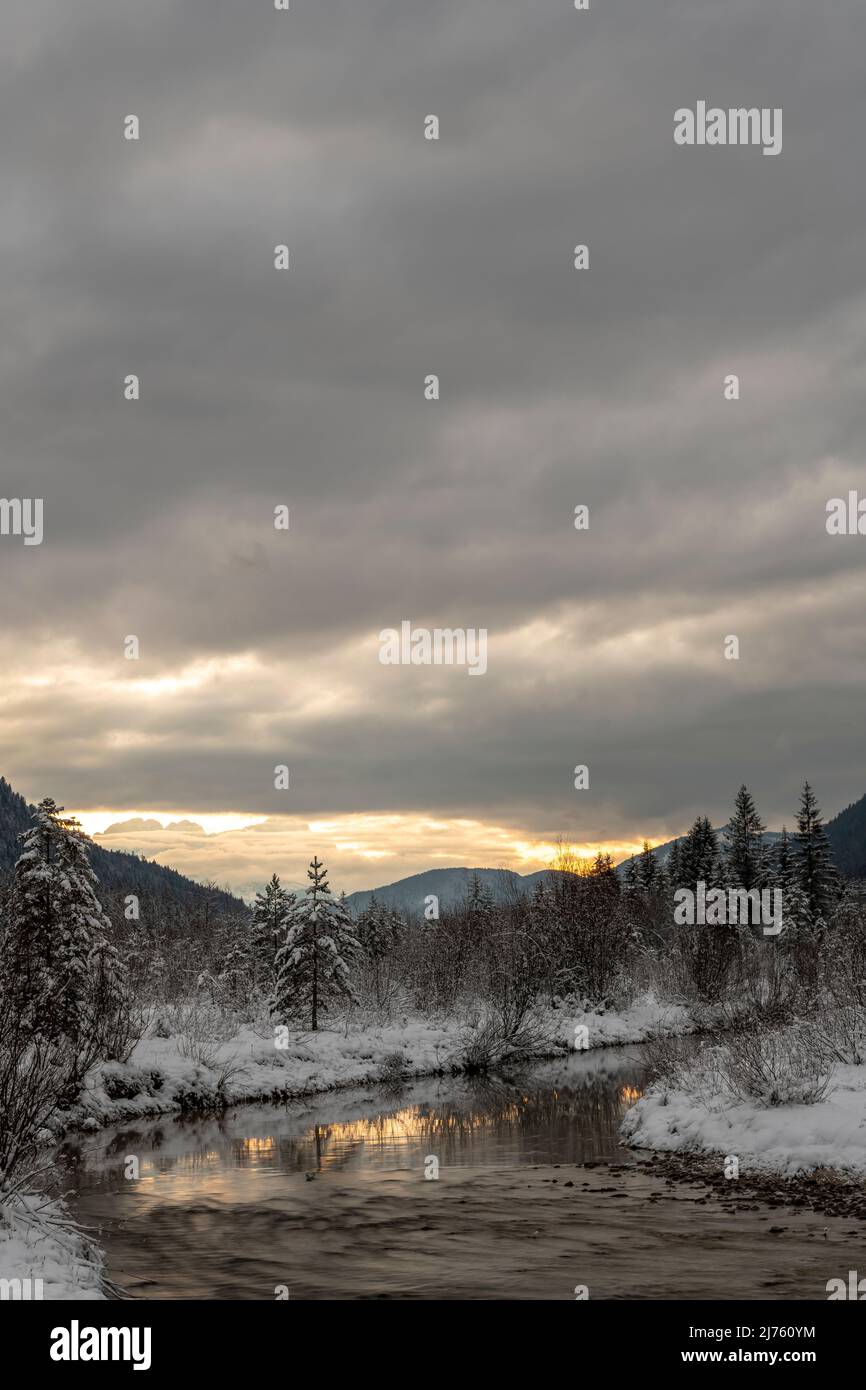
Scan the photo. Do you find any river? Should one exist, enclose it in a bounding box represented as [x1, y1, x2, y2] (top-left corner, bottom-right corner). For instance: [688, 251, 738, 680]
[59, 1045, 851, 1300]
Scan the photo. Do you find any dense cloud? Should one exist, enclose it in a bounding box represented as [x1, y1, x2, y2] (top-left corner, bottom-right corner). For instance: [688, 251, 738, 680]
[1, 1, 864, 888]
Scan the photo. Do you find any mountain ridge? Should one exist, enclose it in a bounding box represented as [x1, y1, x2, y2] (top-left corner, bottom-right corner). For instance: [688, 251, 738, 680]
[0, 776, 246, 919]
[343, 865, 571, 916]
[826, 793, 866, 878]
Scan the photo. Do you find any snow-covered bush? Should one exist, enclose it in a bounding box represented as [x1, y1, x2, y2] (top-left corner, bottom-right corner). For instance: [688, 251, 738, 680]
[99, 1062, 160, 1101]
[376, 1050, 409, 1085]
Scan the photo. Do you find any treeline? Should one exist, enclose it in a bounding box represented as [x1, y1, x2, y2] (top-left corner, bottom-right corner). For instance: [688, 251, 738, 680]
[622, 782, 840, 923]
[184, 782, 860, 1034]
[611, 781, 861, 1009]
[123, 779, 861, 1026]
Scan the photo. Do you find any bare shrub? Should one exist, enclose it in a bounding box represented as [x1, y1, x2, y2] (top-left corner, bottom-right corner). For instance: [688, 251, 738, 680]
[716, 939, 800, 1031]
[88, 994, 146, 1065]
[458, 998, 546, 1072]
[671, 923, 740, 1005]
[0, 998, 79, 1188]
[167, 1001, 237, 1069]
[212, 1056, 243, 1097]
[719, 1023, 833, 1106]
[812, 1004, 866, 1067]
[546, 886, 635, 1005]
[824, 905, 866, 1011]
[640, 1029, 703, 1088]
[353, 958, 406, 1024]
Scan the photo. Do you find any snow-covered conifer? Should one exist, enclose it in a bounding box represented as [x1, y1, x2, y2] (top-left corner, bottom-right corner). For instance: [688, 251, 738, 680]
[0, 798, 124, 1052]
[724, 785, 767, 890]
[251, 873, 295, 987]
[793, 783, 840, 919]
[271, 857, 359, 1030]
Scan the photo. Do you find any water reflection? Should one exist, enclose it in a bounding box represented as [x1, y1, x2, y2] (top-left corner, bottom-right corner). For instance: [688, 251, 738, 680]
[58, 1048, 646, 1207]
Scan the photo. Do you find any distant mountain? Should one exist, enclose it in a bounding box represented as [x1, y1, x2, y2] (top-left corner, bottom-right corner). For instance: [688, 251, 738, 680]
[344, 866, 567, 916]
[165, 819, 207, 836]
[0, 776, 246, 922]
[98, 817, 208, 839]
[99, 817, 167, 836]
[827, 794, 866, 878]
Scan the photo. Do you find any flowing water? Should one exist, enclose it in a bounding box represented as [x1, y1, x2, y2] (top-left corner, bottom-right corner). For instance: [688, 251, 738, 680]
[59, 1046, 853, 1300]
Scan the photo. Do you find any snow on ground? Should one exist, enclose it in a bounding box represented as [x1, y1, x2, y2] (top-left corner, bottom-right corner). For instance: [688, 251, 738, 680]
[567, 993, 690, 1049]
[622, 1062, 866, 1176]
[0, 1193, 104, 1300]
[60, 991, 690, 1135]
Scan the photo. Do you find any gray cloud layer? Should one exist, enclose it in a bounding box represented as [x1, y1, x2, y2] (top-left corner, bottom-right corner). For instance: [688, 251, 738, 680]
[2, 0, 866, 855]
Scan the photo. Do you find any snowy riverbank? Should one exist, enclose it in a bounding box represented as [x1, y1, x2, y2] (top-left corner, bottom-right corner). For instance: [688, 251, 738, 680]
[622, 1058, 866, 1176]
[60, 992, 691, 1136]
[0, 1192, 105, 1301]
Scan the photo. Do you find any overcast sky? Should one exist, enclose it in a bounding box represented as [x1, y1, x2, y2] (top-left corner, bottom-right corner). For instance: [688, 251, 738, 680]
[2, 0, 865, 894]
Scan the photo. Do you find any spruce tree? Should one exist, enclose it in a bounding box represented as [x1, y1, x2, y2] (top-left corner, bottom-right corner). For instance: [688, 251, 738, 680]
[387, 905, 406, 945]
[356, 894, 403, 1010]
[271, 856, 359, 1030]
[637, 841, 659, 893]
[621, 857, 641, 895]
[0, 797, 124, 1052]
[592, 851, 618, 884]
[724, 785, 767, 890]
[61, 822, 126, 1052]
[465, 873, 497, 928]
[357, 892, 397, 961]
[772, 826, 795, 889]
[679, 816, 720, 892]
[251, 873, 295, 988]
[666, 839, 683, 891]
[793, 783, 840, 920]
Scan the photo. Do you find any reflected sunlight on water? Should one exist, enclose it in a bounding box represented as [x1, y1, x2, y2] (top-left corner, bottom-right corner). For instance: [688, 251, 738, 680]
[60, 1049, 650, 1207]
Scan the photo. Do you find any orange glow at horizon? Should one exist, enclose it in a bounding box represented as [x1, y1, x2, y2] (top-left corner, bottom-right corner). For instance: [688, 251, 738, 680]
[63, 807, 665, 897]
